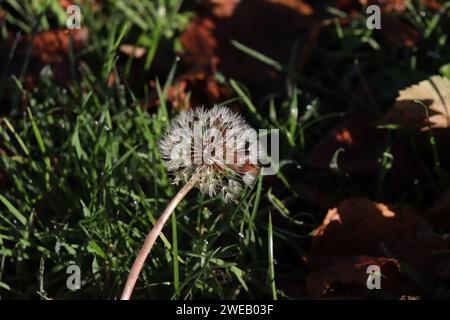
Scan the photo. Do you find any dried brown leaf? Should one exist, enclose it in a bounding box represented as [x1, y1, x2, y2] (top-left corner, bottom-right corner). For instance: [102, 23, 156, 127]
[308, 198, 448, 298]
[307, 255, 403, 298]
[179, 0, 318, 93]
[381, 75, 450, 130]
[426, 188, 450, 232]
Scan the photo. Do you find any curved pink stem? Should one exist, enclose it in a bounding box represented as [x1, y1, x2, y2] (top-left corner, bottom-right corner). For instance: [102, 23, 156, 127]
[121, 174, 198, 300]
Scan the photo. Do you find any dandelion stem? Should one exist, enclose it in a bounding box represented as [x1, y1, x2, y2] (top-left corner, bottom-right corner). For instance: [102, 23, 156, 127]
[121, 173, 199, 300]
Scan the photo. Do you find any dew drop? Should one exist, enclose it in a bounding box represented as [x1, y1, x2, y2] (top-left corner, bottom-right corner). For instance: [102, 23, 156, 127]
[157, 6, 166, 17]
[55, 241, 61, 255]
[104, 125, 110, 132]
[238, 232, 244, 239]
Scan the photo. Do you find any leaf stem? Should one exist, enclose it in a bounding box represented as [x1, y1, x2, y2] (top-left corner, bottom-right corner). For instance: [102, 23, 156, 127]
[121, 173, 199, 300]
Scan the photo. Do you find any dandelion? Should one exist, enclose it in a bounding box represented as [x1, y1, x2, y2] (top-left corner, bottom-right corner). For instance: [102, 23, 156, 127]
[121, 106, 261, 299]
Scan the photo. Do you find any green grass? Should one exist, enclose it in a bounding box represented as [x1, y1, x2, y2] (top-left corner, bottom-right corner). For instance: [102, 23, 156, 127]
[267, 212, 277, 300]
[0, 0, 450, 300]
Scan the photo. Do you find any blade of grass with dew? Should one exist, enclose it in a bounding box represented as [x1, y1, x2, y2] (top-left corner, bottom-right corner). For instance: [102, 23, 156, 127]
[268, 212, 277, 300]
[2, 118, 30, 156]
[0, 194, 27, 226]
[171, 209, 180, 299]
[27, 107, 52, 189]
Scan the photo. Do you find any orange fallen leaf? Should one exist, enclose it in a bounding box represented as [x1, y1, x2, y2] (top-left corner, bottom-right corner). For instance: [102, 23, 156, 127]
[18, 28, 89, 65]
[308, 198, 448, 298]
[179, 0, 319, 93]
[307, 114, 425, 194]
[148, 70, 233, 109]
[10, 28, 89, 87]
[336, 0, 439, 49]
[307, 255, 404, 298]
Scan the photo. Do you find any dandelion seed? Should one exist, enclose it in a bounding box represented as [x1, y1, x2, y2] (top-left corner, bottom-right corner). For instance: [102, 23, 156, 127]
[121, 106, 261, 300]
[159, 105, 261, 203]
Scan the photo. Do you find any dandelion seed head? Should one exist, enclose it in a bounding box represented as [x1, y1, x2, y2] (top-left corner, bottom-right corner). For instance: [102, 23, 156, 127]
[159, 106, 261, 202]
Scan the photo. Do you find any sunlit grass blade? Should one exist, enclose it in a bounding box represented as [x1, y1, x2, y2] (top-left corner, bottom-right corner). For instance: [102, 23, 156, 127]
[268, 212, 277, 300]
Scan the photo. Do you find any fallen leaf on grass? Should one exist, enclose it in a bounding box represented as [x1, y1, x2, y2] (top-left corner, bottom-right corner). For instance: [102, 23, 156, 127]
[307, 114, 425, 193]
[18, 28, 89, 65]
[0, 28, 89, 110]
[337, 0, 441, 13]
[148, 70, 233, 109]
[59, 0, 74, 8]
[179, 0, 319, 93]
[336, 0, 440, 49]
[380, 16, 420, 49]
[6, 28, 89, 87]
[308, 115, 387, 174]
[307, 198, 448, 298]
[380, 75, 450, 130]
[204, 0, 241, 18]
[426, 188, 450, 232]
[307, 255, 403, 298]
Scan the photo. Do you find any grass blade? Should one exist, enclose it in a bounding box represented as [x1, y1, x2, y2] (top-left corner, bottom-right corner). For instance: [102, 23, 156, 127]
[0, 194, 27, 226]
[268, 212, 277, 300]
